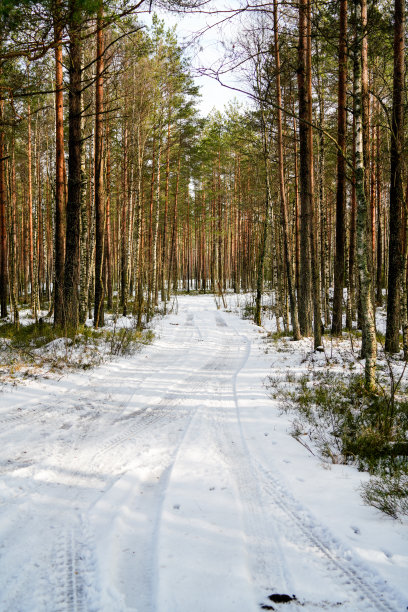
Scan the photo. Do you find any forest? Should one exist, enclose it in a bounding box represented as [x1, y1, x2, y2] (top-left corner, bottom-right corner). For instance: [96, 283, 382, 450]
[0, 0, 407, 610]
[0, 0, 407, 377]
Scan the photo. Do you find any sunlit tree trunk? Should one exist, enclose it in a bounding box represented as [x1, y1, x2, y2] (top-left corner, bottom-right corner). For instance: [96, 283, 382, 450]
[9, 133, 19, 326]
[354, 0, 377, 389]
[27, 103, 39, 321]
[105, 120, 113, 310]
[0, 98, 8, 318]
[273, 0, 300, 340]
[120, 125, 129, 315]
[254, 84, 271, 327]
[346, 110, 357, 330]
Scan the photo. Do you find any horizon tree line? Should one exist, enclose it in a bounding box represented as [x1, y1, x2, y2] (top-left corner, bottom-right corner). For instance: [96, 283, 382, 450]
[0, 0, 406, 390]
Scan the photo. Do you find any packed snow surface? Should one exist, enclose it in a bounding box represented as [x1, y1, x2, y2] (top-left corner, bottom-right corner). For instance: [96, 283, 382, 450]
[0, 295, 407, 611]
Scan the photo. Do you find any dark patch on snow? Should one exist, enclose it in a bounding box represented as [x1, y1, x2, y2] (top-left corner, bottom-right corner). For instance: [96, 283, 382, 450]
[268, 593, 297, 604]
[260, 606, 275, 611]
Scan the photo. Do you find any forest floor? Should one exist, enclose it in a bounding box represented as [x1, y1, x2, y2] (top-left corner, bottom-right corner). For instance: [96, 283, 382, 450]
[0, 294, 407, 612]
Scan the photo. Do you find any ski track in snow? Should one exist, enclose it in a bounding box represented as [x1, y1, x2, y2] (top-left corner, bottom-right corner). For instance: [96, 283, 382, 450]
[0, 296, 407, 612]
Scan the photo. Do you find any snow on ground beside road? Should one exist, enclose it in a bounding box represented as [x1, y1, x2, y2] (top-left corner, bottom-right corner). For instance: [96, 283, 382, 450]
[0, 294, 407, 611]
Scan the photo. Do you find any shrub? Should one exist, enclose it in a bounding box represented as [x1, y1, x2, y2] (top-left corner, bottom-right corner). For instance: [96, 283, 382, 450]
[0, 319, 154, 375]
[106, 326, 153, 356]
[242, 303, 255, 320]
[0, 321, 62, 349]
[361, 468, 408, 519]
[268, 370, 408, 517]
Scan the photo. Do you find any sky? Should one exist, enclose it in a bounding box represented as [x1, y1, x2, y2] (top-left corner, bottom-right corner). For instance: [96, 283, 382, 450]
[143, 4, 250, 115]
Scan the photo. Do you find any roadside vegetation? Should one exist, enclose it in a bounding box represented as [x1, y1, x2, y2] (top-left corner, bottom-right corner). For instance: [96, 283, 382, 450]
[265, 336, 408, 519]
[0, 312, 154, 382]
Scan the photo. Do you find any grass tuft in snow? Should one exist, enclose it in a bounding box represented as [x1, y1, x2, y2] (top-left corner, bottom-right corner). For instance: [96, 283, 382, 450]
[0, 320, 67, 348]
[361, 468, 408, 519]
[268, 370, 408, 518]
[0, 319, 154, 380]
[105, 326, 154, 356]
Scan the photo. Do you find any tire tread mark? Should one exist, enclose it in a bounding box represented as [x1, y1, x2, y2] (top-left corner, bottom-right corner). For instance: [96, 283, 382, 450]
[256, 464, 402, 612]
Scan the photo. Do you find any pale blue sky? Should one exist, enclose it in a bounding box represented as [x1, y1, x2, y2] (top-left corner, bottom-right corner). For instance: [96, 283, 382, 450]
[144, 4, 249, 115]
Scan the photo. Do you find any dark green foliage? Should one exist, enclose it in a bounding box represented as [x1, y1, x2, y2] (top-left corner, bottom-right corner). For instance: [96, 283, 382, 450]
[0, 319, 154, 366]
[105, 327, 154, 356]
[361, 468, 408, 519]
[242, 303, 256, 320]
[242, 301, 274, 321]
[0, 0, 35, 30]
[0, 321, 67, 348]
[276, 372, 408, 468]
[268, 370, 408, 517]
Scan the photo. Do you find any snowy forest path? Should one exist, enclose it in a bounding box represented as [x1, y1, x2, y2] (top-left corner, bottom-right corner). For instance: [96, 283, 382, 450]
[0, 295, 405, 612]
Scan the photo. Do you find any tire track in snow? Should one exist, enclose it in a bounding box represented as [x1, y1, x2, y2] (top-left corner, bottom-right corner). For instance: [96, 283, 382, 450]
[201, 313, 403, 611]
[86, 312, 216, 469]
[44, 311, 222, 611]
[0, 314, 200, 611]
[89, 314, 231, 611]
[43, 313, 207, 611]
[206, 318, 292, 601]
[155, 312, 267, 612]
[50, 519, 99, 612]
[0, 313, 193, 437]
[254, 462, 403, 611]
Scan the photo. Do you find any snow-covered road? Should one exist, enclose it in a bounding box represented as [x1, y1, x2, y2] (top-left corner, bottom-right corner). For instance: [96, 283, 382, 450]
[0, 295, 407, 611]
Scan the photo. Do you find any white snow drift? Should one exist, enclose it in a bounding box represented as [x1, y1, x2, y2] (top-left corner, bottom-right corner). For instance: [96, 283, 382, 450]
[0, 295, 407, 611]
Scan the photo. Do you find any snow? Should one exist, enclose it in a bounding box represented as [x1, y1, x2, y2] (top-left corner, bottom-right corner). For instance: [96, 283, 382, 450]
[0, 294, 407, 611]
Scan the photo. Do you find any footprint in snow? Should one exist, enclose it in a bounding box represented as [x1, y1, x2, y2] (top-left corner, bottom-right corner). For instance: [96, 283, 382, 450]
[350, 525, 360, 535]
[381, 549, 393, 559]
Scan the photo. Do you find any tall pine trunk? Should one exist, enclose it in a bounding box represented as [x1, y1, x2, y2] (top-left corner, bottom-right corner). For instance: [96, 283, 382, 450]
[53, 2, 65, 326]
[0, 98, 8, 318]
[9, 133, 19, 326]
[385, 0, 405, 353]
[273, 0, 300, 340]
[354, 0, 377, 389]
[63, 1, 83, 330]
[332, 0, 348, 335]
[297, 0, 313, 336]
[307, 0, 322, 350]
[94, 4, 105, 328]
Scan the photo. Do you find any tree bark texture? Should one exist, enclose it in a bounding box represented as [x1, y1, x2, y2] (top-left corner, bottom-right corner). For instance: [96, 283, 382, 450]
[297, 0, 313, 336]
[53, 0, 65, 327]
[0, 99, 8, 318]
[385, 0, 405, 353]
[273, 0, 301, 340]
[332, 0, 348, 335]
[94, 4, 105, 328]
[63, 1, 83, 329]
[354, 0, 377, 389]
